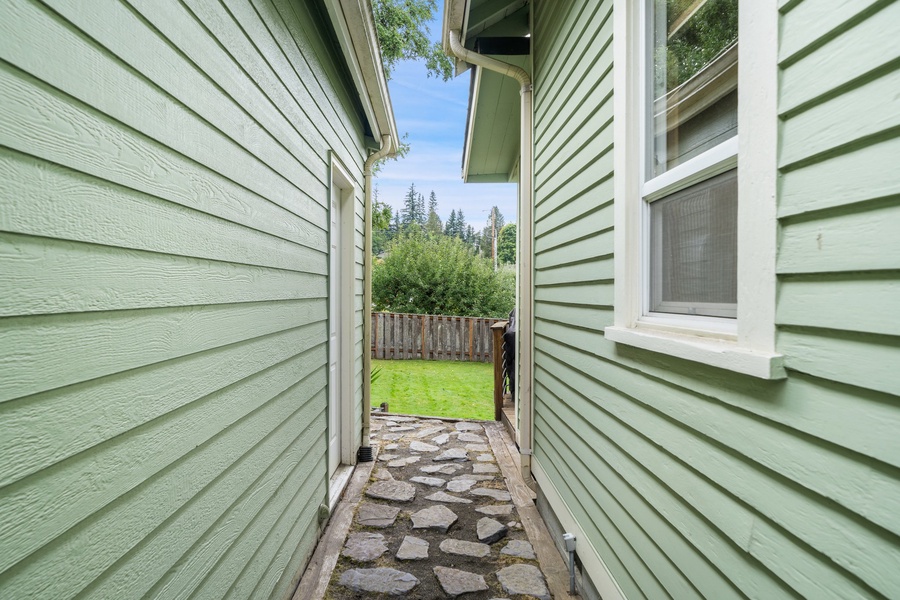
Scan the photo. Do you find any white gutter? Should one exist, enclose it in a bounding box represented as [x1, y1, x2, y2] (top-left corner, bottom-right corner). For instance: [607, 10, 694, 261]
[449, 30, 530, 86]
[447, 29, 534, 480]
[360, 133, 394, 461]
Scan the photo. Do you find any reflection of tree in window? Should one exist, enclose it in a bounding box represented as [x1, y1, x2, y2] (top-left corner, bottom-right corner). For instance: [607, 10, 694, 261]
[657, 0, 738, 93]
[650, 0, 739, 174]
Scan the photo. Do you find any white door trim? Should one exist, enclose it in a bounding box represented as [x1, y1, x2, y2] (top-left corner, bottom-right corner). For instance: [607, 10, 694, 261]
[329, 153, 357, 483]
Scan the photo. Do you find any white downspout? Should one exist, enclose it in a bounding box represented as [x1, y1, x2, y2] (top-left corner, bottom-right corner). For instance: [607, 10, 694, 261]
[359, 133, 394, 462]
[448, 30, 534, 480]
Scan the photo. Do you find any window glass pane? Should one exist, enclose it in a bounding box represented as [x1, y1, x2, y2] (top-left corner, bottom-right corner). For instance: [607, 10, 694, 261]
[648, 0, 738, 179]
[650, 169, 737, 318]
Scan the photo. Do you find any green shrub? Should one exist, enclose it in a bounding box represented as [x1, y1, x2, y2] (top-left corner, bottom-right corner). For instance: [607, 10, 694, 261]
[373, 232, 514, 318]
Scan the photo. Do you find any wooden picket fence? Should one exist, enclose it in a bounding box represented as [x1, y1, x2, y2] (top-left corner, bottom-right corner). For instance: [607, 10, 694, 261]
[371, 312, 503, 362]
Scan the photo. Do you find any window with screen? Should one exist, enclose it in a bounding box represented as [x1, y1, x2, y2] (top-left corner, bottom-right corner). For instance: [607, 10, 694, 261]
[645, 0, 738, 319]
[607, 0, 783, 378]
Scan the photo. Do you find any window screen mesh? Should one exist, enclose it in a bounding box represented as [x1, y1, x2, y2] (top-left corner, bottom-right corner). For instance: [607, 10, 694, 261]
[650, 169, 737, 317]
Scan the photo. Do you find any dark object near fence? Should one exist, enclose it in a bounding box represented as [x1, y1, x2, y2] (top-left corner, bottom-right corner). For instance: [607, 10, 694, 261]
[491, 309, 515, 424]
[371, 312, 503, 362]
[491, 321, 508, 421]
[503, 308, 516, 400]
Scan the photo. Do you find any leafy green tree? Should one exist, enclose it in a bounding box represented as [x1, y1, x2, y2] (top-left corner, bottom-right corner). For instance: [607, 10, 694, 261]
[474, 233, 484, 257]
[497, 223, 517, 264]
[372, 0, 454, 81]
[443, 208, 470, 240]
[373, 232, 515, 318]
[372, 186, 392, 230]
[372, 186, 394, 255]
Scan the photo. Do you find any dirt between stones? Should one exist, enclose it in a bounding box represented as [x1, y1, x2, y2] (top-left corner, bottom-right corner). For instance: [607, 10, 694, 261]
[325, 416, 545, 599]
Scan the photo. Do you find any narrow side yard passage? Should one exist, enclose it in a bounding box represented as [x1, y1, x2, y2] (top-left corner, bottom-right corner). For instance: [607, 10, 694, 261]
[295, 416, 576, 599]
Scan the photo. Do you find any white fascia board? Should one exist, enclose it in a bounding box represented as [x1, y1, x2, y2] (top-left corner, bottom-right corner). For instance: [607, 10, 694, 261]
[323, 0, 398, 146]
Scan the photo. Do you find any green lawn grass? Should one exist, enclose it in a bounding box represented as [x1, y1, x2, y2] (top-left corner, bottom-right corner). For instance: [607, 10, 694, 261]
[371, 359, 494, 420]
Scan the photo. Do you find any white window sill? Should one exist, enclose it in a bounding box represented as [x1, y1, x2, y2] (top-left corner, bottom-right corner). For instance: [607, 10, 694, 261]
[604, 325, 786, 380]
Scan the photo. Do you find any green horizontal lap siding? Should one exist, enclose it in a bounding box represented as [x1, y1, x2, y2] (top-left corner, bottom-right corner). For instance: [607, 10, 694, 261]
[0, 0, 367, 598]
[533, 0, 900, 599]
[777, 0, 900, 397]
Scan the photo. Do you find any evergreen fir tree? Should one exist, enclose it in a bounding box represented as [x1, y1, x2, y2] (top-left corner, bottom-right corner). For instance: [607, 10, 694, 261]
[401, 183, 422, 229]
[453, 209, 466, 239]
[391, 212, 401, 236]
[445, 209, 458, 237]
[428, 190, 438, 214]
[425, 190, 442, 235]
[480, 206, 505, 259]
[416, 193, 426, 226]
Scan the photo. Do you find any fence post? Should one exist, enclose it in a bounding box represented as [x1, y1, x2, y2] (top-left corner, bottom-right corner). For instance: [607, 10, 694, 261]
[491, 321, 508, 421]
[392, 313, 397, 359]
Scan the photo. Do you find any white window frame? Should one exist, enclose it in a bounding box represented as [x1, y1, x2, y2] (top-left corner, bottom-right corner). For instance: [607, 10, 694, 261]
[606, 0, 785, 379]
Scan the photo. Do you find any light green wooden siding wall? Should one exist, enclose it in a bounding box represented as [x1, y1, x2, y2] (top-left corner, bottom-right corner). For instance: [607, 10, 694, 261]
[0, 0, 367, 597]
[776, 0, 900, 393]
[532, 0, 899, 599]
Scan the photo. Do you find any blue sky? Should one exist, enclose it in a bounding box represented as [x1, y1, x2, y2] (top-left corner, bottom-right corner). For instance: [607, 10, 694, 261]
[374, 7, 518, 229]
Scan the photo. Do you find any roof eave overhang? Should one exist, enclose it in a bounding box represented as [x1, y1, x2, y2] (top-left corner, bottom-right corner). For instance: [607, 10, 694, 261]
[323, 0, 399, 149]
[443, 0, 529, 76]
[444, 0, 529, 183]
[443, 0, 471, 77]
[462, 55, 526, 183]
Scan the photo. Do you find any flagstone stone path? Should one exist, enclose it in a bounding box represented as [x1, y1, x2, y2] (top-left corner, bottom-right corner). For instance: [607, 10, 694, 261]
[324, 415, 552, 599]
